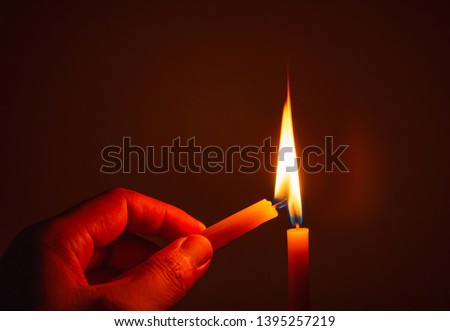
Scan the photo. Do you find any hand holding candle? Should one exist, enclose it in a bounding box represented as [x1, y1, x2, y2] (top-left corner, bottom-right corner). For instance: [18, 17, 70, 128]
[0, 188, 213, 310]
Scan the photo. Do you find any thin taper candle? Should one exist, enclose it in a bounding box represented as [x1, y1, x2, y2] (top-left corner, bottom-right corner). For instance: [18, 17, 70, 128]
[202, 199, 279, 250]
[287, 224, 309, 310]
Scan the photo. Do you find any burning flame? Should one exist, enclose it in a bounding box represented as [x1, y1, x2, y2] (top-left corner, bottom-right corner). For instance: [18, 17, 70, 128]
[274, 81, 303, 226]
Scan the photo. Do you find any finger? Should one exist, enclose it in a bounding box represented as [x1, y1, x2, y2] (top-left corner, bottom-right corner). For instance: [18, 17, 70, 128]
[99, 235, 213, 310]
[64, 188, 205, 245]
[46, 188, 205, 269]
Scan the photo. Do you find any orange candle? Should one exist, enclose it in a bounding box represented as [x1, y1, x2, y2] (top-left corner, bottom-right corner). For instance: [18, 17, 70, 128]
[203, 199, 278, 250]
[287, 225, 309, 310]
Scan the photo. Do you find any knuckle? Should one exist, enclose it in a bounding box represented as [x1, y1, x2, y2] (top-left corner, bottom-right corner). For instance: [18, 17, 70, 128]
[107, 187, 129, 197]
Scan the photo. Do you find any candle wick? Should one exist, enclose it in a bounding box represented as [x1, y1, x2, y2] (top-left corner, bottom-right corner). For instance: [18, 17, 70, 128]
[273, 198, 287, 210]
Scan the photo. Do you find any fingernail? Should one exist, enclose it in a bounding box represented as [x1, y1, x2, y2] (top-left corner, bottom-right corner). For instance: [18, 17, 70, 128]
[179, 235, 212, 268]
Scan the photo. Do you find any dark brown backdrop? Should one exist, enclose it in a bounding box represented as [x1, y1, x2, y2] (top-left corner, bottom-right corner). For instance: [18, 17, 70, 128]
[0, 0, 448, 310]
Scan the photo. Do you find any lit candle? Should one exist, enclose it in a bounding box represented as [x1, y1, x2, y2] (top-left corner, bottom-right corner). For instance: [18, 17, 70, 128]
[287, 225, 309, 310]
[201, 79, 308, 310]
[274, 80, 309, 310]
[203, 199, 279, 250]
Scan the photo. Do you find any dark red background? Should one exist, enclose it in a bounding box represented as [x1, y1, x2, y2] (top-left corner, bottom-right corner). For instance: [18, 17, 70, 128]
[0, 1, 448, 310]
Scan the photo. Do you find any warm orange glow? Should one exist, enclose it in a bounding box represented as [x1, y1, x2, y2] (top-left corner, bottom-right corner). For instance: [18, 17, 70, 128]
[274, 81, 303, 225]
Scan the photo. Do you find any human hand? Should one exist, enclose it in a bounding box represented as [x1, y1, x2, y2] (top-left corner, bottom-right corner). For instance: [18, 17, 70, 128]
[0, 188, 212, 310]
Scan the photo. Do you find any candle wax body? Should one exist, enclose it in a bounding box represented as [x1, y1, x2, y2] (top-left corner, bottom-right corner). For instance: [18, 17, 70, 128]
[287, 227, 309, 310]
[202, 199, 278, 250]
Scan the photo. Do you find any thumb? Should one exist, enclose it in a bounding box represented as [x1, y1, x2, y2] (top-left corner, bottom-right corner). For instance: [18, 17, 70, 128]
[104, 235, 213, 310]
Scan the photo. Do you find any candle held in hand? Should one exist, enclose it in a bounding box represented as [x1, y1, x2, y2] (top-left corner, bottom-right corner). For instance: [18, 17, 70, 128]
[202, 199, 278, 250]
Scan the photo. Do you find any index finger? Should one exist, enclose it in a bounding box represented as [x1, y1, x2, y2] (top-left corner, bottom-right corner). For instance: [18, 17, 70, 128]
[51, 188, 205, 248]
